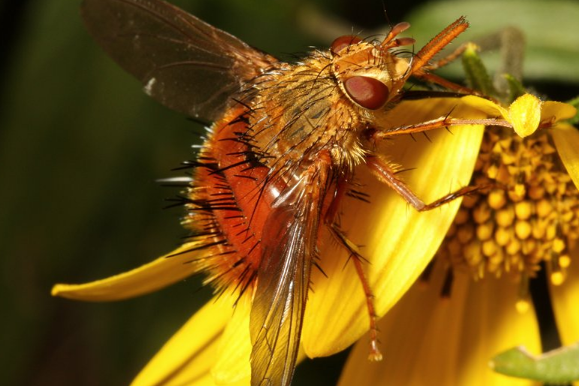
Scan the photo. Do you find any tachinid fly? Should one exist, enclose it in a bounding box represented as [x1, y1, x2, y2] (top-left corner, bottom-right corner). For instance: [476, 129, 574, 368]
[81, 1, 479, 385]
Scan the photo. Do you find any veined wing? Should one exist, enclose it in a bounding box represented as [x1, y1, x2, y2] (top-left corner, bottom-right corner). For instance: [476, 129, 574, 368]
[250, 164, 331, 386]
[81, 0, 278, 121]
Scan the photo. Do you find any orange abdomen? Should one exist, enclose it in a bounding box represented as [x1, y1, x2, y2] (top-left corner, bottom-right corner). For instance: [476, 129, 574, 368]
[185, 105, 287, 295]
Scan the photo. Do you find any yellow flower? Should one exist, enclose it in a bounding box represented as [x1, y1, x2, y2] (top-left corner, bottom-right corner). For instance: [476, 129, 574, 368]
[338, 95, 579, 386]
[52, 98, 486, 386]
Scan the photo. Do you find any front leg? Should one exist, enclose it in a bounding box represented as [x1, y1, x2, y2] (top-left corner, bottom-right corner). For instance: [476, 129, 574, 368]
[364, 114, 511, 138]
[365, 155, 479, 211]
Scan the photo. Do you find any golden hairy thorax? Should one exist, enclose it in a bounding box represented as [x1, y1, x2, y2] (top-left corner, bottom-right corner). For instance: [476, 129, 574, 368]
[246, 40, 412, 174]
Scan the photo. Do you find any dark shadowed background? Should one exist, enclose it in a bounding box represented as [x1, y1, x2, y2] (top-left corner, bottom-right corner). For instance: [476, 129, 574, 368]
[1, 0, 577, 385]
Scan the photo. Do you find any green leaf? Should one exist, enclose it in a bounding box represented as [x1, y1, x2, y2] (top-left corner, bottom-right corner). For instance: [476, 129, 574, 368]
[490, 343, 579, 383]
[461, 43, 496, 96]
[567, 95, 579, 124]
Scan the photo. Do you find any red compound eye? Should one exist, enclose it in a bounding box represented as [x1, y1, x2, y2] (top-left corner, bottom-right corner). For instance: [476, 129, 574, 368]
[344, 76, 389, 110]
[330, 35, 362, 55]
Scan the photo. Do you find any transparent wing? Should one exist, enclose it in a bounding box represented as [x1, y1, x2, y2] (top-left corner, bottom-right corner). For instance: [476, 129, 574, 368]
[81, 0, 277, 121]
[250, 167, 330, 386]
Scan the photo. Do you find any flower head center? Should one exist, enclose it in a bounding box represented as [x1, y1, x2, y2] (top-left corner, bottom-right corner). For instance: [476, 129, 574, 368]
[438, 126, 579, 300]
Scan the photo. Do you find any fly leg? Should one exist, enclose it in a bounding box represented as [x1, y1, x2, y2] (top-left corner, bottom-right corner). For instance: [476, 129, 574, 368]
[324, 179, 383, 361]
[365, 155, 478, 211]
[365, 113, 511, 138]
[412, 41, 475, 94]
[405, 17, 477, 95]
[363, 115, 501, 208]
[414, 25, 525, 96]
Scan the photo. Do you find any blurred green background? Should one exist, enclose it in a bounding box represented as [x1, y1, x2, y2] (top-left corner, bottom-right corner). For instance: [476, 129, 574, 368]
[1, 0, 577, 385]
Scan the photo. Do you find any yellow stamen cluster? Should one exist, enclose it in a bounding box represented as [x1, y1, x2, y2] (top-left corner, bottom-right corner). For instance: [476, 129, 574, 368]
[439, 126, 579, 301]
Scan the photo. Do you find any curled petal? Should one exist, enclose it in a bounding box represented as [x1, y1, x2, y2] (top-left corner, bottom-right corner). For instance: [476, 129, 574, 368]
[462, 94, 577, 138]
[461, 94, 542, 137]
[52, 242, 204, 301]
[302, 99, 484, 357]
[508, 94, 541, 137]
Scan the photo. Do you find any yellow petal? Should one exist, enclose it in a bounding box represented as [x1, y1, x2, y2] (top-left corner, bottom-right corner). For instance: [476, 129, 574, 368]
[52, 242, 203, 301]
[541, 101, 577, 122]
[508, 94, 542, 137]
[460, 94, 577, 138]
[456, 277, 541, 385]
[549, 244, 579, 346]
[212, 295, 252, 383]
[338, 264, 541, 386]
[131, 294, 237, 386]
[461, 95, 509, 119]
[302, 99, 485, 357]
[173, 373, 249, 386]
[551, 123, 579, 190]
[338, 262, 467, 385]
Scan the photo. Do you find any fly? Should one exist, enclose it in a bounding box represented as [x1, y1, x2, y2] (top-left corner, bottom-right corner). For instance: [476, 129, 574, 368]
[81, 1, 484, 385]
